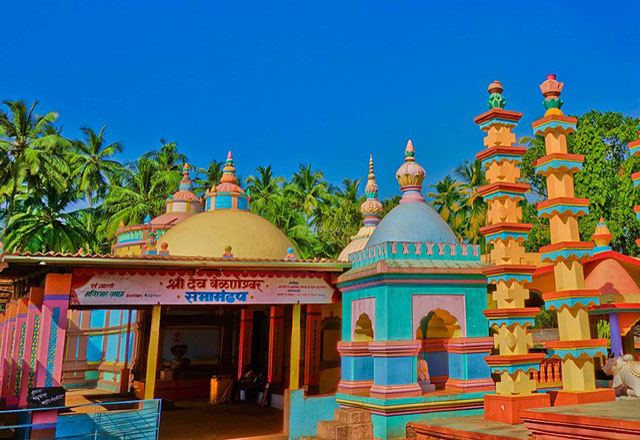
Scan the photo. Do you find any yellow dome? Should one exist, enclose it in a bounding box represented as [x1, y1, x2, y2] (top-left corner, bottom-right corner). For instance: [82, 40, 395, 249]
[158, 210, 296, 259]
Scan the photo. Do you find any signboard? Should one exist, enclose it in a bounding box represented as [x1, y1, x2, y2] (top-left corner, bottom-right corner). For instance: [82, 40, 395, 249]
[71, 270, 335, 306]
[27, 387, 66, 409]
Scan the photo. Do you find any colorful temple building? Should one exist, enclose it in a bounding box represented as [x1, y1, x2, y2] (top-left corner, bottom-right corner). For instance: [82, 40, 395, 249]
[0, 75, 639, 440]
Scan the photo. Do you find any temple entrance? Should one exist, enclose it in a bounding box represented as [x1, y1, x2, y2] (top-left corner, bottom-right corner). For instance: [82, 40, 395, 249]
[416, 309, 462, 389]
[251, 309, 270, 374]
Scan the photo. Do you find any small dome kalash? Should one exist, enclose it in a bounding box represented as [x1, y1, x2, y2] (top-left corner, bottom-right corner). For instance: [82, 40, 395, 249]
[366, 140, 458, 248]
[338, 155, 384, 261]
[158, 151, 297, 259]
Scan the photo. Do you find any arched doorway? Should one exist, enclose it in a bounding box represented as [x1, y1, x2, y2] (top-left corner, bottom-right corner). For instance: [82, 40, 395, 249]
[416, 309, 462, 389]
[417, 309, 462, 339]
[353, 313, 374, 341]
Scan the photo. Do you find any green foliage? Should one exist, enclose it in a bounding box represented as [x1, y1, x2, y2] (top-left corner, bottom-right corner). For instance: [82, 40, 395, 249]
[534, 307, 558, 329]
[519, 111, 640, 255]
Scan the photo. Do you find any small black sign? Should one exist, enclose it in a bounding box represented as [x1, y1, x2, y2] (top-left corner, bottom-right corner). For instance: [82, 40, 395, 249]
[27, 387, 66, 409]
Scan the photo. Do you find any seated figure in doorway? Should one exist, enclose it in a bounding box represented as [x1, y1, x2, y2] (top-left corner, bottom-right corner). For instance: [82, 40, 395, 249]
[417, 358, 435, 393]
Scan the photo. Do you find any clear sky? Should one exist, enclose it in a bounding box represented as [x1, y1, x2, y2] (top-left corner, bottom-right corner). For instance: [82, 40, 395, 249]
[4, 1, 640, 199]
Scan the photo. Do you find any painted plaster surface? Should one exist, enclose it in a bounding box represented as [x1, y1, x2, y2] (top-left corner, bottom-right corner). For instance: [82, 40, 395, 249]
[288, 389, 339, 440]
[412, 294, 467, 337]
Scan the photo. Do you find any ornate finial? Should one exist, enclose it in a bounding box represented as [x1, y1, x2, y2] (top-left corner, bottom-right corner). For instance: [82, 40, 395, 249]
[593, 217, 613, 253]
[285, 247, 296, 261]
[361, 155, 383, 224]
[540, 74, 564, 116]
[118, 220, 125, 229]
[145, 229, 158, 255]
[404, 139, 416, 162]
[222, 245, 234, 259]
[220, 150, 237, 184]
[486, 80, 507, 109]
[178, 163, 193, 191]
[159, 242, 169, 256]
[396, 140, 426, 203]
[143, 214, 151, 224]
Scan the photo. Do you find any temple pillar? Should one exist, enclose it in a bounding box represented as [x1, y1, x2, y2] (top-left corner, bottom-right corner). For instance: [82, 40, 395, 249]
[444, 338, 494, 393]
[289, 304, 301, 390]
[144, 305, 161, 400]
[532, 74, 614, 405]
[609, 313, 623, 357]
[268, 306, 285, 384]
[7, 299, 28, 407]
[337, 341, 373, 394]
[369, 340, 422, 399]
[19, 287, 44, 408]
[304, 305, 322, 391]
[35, 273, 72, 388]
[0, 302, 17, 400]
[237, 308, 254, 381]
[475, 81, 549, 423]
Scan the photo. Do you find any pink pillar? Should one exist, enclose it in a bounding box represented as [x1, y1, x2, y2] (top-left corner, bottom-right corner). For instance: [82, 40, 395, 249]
[304, 305, 322, 389]
[267, 306, 284, 383]
[7, 299, 28, 407]
[35, 274, 72, 388]
[0, 302, 18, 400]
[237, 309, 254, 380]
[18, 287, 44, 408]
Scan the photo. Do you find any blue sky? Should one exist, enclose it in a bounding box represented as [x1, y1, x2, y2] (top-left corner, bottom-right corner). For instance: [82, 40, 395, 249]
[4, 1, 640, 199]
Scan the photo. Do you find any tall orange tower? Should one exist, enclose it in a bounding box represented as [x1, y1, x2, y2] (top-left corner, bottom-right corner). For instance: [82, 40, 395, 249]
[475, 81, 550, 424]
[532, 74, 615, 405]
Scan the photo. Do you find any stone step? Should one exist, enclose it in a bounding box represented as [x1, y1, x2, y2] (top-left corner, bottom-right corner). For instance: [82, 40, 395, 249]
[334, 407, 371, 425]
[317, 420, 374, 440]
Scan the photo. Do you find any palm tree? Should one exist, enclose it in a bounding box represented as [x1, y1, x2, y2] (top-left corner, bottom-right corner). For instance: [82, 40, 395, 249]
[195, 159, 224, 196]
[100, 158, 172, 236]
[287, 164, 329, 220]
[142, 140, 186, 190]
[453, 159, 487, 244]
[335, 178, 363, 204]
[0, 100, 71, 235]
[68, 126, 123, 229]
[427, 175, 466, 240]
[4, 185, 93, 253]
[246, 165, 285, 214]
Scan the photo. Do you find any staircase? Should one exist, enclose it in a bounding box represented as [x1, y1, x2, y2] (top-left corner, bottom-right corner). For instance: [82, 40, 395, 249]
[302, 407, 373, 440]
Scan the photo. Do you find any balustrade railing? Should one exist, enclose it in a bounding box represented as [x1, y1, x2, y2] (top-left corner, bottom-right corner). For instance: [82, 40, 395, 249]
[530, 358, 562, 386]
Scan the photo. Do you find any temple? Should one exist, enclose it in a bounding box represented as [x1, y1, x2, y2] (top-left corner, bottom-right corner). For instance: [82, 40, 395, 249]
[0, 75, 639, 440]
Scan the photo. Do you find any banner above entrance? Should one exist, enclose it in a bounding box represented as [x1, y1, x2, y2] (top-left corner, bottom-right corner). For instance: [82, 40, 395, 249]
[70, 270, 335, 306]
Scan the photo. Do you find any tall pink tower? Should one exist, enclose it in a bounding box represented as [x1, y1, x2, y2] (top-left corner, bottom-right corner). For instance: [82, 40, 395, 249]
[629, 124, 640, 245]
[475, 81, 550, 423]
[532, 75, 615, 405]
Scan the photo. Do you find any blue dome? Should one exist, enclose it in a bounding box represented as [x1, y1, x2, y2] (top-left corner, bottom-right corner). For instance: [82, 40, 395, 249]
[366, 202, 458, 248]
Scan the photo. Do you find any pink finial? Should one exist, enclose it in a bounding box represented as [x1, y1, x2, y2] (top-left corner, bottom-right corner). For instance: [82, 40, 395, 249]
[404, 139, 416, 162]
[181, 163, 190, 181]
[546, 74, 556, 80]
[227, 150, 233, 161]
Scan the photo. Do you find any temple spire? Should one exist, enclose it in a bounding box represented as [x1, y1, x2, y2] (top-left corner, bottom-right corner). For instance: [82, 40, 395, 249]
[593, 217, 613, 253]
[361, 155, 383, 226]
[220, 150, 237, 185]
[396, 139, 425, 203]
[178, 163, 193, 191]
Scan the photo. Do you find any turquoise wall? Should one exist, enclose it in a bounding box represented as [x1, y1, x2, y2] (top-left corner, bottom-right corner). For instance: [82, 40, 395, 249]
[288, 389, 339, 440]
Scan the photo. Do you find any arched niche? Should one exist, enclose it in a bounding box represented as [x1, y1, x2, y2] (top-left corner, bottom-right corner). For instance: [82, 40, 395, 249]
[353, 313, 374, 341]
[416, 309, 462, 339]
